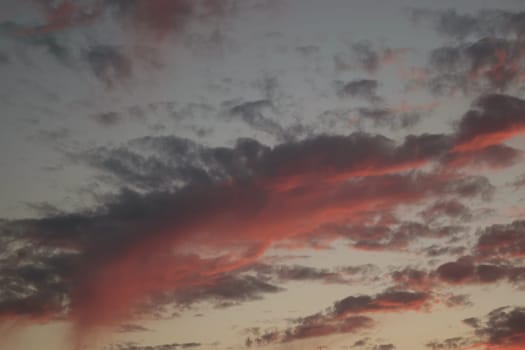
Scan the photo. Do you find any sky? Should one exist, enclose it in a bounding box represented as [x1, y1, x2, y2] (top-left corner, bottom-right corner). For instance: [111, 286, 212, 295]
[0, 1, 525, 350]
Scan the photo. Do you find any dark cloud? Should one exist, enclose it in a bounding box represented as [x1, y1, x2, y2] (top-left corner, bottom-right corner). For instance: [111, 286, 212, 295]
[435, 257, 525, 286]
[391, 258, 525, 290]
[424, 37, 525, 94]
[85, 45, 133, 87]
[351, 338, 369, 347]
[80, 92, 525, 195]
[351, 41, 380, 74]
[373, 344, 395, 350]
[345, 221, 465, 253]
[436, 258, 476, 283]
[444, 294, 472, 308]
[426, 336, 469, 350]
[332, 290, 429, 317]
[172, 275, 283, 308]
[454, 94, 525, 152]
[246, 288, 428, 345]
[444, 144, 523, 170]
[337, 79, 380, 102]
[245, 263, 377, 285]
[422, 244, 466, 257]
[117, 323, 151, 333]
[391, 268, 430, 291]
[251, 264, 347, 284]
[476, 220, 525, 258]
[419, 200, 472, 224]
[247, 313, 373, 345]
[462, 307, 525, 349]
[282, 315, 373, 343]
[81, 132, 441, 192]
[4, 99, 520, 334]
[410, 9, 525, 95]
[227, 100, 285, 139]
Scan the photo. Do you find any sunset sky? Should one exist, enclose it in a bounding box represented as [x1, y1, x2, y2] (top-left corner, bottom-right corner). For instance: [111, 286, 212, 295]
[1, 1, 525, 350]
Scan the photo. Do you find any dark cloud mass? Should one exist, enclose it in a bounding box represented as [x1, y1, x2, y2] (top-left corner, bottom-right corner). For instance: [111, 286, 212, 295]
[430, 306, 525, 350]
[337, 79, 380, 102]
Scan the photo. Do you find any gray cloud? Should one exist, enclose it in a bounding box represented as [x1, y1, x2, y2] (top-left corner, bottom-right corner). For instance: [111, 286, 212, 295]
[84, 45, 133, 87]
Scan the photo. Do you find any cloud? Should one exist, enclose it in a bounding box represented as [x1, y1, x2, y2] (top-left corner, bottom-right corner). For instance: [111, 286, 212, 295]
[373, 344, 395, 350]
[419, 199, 472, 224]
[337, 79, 381, 102]
[356, 107, 422, 131]
[429, 307, 525, 350]
[116, 323, 151, 333]
[250, 263, 347, 284]
[107, 0, 233, 39]
[108, 341, 202, 350]
[246, 263, 377, 285]
[409, 8, 525, 94]
[426, 337, 470, 350]
[81, 94, 525, 193]
[6, 90, 525, 341]
[468, 307, 525, 349]
[1, 165, 473, 340]
[0, 22, 71, 65]
[227, 100, 285, 139]
[247, 313, 373, 345]
[281, 315, 373, 343]
[476, 220, 525, 258]
[410, 9, 525, 40]
[169, 274, 283, 308]
[92, 112, 122, 126]
[334, 42, 409, 74]
[444, 144, 523, 170]
[435, 258, 476, 283]
[332, 290, 430, 317]
[391, 257, 525, 290]
[0, 0, 102, 36]
[80, 132, 450, 192]
[84, 45, 133, 87]
[453, 94, 525, 152]
[351, 41, 380, 74]
[246, 288, 429, 345]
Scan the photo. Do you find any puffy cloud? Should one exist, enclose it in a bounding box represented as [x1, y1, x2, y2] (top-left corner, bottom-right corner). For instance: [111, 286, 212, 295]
[476, 220, 525, 258]
[453, 94, 525, 153]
